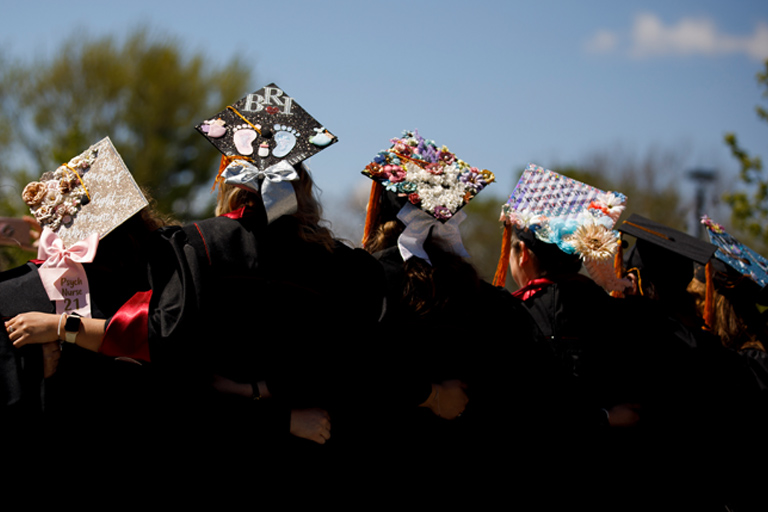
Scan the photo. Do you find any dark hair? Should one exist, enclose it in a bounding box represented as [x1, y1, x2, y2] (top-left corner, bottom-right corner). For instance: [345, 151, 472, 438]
[511, 226, 582, 276]
[366, 193, 479, 318]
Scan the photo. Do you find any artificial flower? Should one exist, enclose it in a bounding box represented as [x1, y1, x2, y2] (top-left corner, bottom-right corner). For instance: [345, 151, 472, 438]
[701, 215, 725, 234]
[570, 223, 617, 261]
[22, 182, 47, 206]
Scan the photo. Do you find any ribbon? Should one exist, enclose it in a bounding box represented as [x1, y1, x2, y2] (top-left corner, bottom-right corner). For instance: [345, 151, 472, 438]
[37, 227, 98, 317]
[396, 202, 469, 265]
[221, 160, 299, 224]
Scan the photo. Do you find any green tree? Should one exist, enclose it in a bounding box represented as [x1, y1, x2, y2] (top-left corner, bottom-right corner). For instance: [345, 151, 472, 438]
[724, 59, 768, 253]
[0, 28, 250, 219]
[0, 28, 251, 268]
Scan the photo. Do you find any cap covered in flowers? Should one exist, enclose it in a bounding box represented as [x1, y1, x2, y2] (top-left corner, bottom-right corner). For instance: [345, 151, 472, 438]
[22, 137, 148, 248]
[701, 215, 768, 288]
[499, 164, 628, 291]
[362, 130, 494, 222]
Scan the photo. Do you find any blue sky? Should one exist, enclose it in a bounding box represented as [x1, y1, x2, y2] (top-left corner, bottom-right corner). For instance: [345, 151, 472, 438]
[2, 0, 767, 239]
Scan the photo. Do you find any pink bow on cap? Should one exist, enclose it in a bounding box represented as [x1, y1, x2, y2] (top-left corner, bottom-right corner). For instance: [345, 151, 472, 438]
[37, 227, 99, 317]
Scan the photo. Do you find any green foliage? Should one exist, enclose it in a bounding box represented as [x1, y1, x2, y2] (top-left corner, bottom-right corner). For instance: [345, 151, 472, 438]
[0, 28, 252, 269]
[461, 193, 507, 282]
[0, 28, 250, 219]
[723, 59, 768, 253]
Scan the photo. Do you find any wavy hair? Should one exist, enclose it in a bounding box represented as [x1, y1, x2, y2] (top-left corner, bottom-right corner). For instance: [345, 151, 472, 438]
[215, 163, 336, 252]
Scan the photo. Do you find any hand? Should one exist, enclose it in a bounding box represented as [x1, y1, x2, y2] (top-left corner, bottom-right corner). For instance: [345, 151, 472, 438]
[607, 403, 641, 427]
[290, 408, 331, 444]
[23, 215, 42, 250]
[41, 342, 61, 378]
[6, 312, 61, 348]
[421, 379, 468, 420]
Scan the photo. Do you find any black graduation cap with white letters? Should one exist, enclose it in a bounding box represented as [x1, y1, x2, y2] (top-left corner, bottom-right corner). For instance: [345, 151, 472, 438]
[195, 83, 337, 172]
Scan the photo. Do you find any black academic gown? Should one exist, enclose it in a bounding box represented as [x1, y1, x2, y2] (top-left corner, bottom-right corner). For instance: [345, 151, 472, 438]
[0, 262, 51, 419]
[373, 246, 541, 463]
[132, 209, 386, 457]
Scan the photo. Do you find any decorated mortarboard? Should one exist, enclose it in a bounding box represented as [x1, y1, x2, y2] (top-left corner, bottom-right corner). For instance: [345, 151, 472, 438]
[362, 130, 494, 222]
[361, 130, 494, 263]
[619, 214, 717, 266]
[494, 164, 629, 292]
[21, 137, 148, 317]
[701, 216, 768, 288]
[195, 83, 337, 223]
[22, 137, 147, 248]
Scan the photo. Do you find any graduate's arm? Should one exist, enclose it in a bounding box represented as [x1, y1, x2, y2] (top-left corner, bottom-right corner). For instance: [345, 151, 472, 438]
[6, 311, 106, 352]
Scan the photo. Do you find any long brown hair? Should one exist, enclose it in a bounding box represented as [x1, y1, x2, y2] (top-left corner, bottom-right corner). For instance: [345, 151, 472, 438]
[215, 163, 336, 252]
[687, 277, 767, 351]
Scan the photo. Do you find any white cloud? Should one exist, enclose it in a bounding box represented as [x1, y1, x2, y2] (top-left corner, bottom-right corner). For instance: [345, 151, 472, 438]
[584, 13, 768, 61]
[584, 29, 619, 54]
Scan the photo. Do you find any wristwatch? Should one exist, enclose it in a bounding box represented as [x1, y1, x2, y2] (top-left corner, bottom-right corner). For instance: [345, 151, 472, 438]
[64, 313, 82, 344]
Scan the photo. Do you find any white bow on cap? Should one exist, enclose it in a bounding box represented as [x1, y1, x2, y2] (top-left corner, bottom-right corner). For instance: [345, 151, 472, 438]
[221, 160, 299, 224]
[396, 202, 469, 265]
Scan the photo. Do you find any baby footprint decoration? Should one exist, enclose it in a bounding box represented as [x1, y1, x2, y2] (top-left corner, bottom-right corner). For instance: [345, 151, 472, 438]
[233, 125, 258, 155]
[273, 125, 300, 158]
[195, 83, 338, 172]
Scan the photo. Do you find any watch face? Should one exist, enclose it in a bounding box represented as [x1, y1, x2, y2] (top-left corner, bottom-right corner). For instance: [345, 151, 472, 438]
[65, 314, 81, 332]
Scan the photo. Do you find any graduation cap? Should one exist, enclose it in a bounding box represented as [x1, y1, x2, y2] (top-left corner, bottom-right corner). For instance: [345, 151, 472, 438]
[493, 164, 629, 293]
[21, 137, 148, 317]
[360, 130, 494, 263]
[362, 130, 494, 222]
[622, 214, 717, 287]
[618, 214, 718, 323]
[620, 214, 717, 267]
[619, 214, 717, 294]
[700, 216, 768, 324]
[22, 137, 148, 249]
[196, 83, 337, 223]
[701, 216, 768, 288]
[196, 83, 337, 172]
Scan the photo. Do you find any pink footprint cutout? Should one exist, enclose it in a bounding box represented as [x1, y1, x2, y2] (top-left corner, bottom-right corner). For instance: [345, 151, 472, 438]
[233, 125, 257, 155]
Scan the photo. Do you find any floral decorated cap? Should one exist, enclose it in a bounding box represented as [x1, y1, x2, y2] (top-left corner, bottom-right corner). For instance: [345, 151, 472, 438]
[361, 130, 494, 223]
[22, 137, 148, 248]
[496, 164, 628, 291]
[195, 83, 337, 171]
[701, 216, 768, 288]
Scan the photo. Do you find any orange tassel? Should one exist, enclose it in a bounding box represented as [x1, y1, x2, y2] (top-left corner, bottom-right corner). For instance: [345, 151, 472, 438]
[211, 155, 251, 192]
[361, 181, 382, 249]
[493, 224, 512, 288]
[704, 260, 715, 330]
[610, 235, 625, 298]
